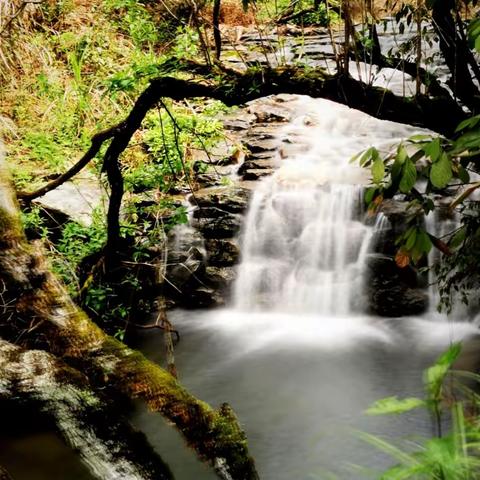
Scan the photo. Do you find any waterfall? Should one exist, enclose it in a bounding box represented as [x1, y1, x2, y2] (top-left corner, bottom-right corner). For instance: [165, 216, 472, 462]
[233, 96, 422, 317]
[234, 181, 373, 314]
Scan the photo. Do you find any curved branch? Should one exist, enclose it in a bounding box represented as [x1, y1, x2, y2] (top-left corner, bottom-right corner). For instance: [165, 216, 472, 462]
[17, 125, 119, 201]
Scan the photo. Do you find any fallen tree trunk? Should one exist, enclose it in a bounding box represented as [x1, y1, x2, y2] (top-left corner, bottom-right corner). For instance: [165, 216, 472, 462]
[0, 340, 173, 480]
[0, 157, 259, 480]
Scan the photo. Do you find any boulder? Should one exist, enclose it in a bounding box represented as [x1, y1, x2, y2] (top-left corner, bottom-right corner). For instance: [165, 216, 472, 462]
[244, 137, 278, 153]
[242, 169, 274, 181]
[192, 186, 251, 213]
[204, 266, 237, 289]
[366, 254, 428, 317]
[205, 239, 240, 266]
[34, 174, 105, 226]
[194, 213, 243, 239]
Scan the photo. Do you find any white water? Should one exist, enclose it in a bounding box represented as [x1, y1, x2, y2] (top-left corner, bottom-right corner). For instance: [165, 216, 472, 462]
[235, 96, 417, 317]
[201, 95, 480, 351]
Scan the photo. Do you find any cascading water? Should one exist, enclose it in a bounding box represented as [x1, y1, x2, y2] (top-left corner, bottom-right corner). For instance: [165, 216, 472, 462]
[234, 96, 421, 318]
[234, 182, 372, 315]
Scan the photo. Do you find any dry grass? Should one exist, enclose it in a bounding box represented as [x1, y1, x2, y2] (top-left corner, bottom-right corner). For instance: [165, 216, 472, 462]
[203, 0, 255, 27]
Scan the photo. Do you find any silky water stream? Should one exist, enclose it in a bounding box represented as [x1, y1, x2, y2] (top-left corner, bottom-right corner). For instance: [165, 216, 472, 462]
[132, 97, 480, 480]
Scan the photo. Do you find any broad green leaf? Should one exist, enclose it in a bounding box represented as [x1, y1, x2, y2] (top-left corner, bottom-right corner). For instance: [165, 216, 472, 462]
[424, 137, 441, 162]
[409, 134, 433, 142]
[366, 396, 425, 416]
[397, 144, 408, 164]
[405, 228, 417, 250]
[430, 152, 452, 189]
[415, 230, 433, 254]
[425, 343, 462, 398]
[364, 187, 377, 204]
[457, 165, 470, 184]
[455, 114, 480, 133]
[372, 157, 385, 184]
[454, 131, 480, 151]
[399, 158, 417, 193]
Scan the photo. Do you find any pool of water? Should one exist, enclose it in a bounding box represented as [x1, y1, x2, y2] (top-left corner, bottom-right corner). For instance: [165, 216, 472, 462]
[130, 310, 480, 480]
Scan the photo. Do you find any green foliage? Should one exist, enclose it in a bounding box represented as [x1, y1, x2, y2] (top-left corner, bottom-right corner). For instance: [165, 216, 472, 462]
[366, 396, 425, 416]
[356, 114, 480, 311]
[468, 18, 480, 53]
[123, 101, 227, 193]
[104, 0, 159, 48]
[20, 205, 50, 239]
[295, 3, 339, 27]
[362, 343, 480, 479]
[52, 212, 108, 293]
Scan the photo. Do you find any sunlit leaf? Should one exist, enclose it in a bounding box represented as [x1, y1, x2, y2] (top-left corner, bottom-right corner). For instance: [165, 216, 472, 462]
[372, 157, 385, 184]
[366, 396, 425, 416]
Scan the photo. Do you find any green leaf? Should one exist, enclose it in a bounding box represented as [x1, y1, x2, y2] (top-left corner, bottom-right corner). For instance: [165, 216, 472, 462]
[399, 159, 417, 193]
[372, 157, 385, 184]
[430, 153, 452, 189]
[455, 114, 480, 133]
[409, 134, 433, 142]
[457, 165, 470, 184]
[364, 186, 377, 204]
[425, 343, 461, 399]
[366, 396, 425, 416]
[397, 144, 408, 164]
[405, 228, 417, 250]
[415, 230, 433, 254]
[436, 342, 462, 367]
[424, 137, 441, 162]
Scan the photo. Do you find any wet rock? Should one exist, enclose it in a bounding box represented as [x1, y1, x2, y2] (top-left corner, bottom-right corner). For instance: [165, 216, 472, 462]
[204, 266, 237, 289]
[238, 158, 277, 175]
[185, 287, 223, 308]
[221, 112, 256, 131]
[191, 141, 239, 166]
[247, 124, 280, 139]
[246, 102, 292, 123]
[242, 169, 274, 181]
[366, 254, 428, 317]
[244, 137, 278, 153]
[194, 213, 243, 239]
[166, 227, 206, 293]
[193, 186, 251, 213]
[205, 239, 240, 266]
[195, 172, 224, 188]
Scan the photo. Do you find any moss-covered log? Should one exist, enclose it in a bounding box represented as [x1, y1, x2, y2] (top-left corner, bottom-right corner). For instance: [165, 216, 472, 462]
[0, 156, 258, 480]
[0, 340, 173, 480]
